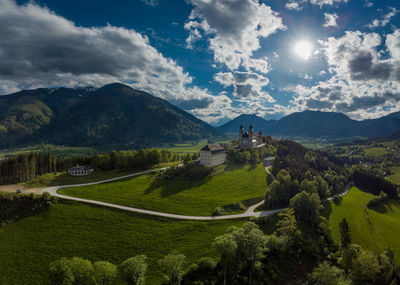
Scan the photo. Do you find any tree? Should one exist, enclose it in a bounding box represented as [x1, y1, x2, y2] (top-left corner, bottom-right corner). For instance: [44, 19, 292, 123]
[289, 191, 322, 225]
[276, 208, 297, 238]
[309, 261, 349, 285]
[339, 218, 352, 249]
[213, 234, 237, 285]
[159, 253, 186, 285]
[229, 222, 268, 284]
[120, 255, 148, 285]
[49, 258, 74, 285]
[93, 261, 117, 285]
[69, 257, 95, 285]
[182, 257, 217, 285]
[351, 250, 381, 284]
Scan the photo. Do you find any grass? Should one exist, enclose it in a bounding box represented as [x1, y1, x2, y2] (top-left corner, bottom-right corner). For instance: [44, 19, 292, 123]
[363, 147, 389, 157]
[0, 144, 98, 158]
[324, 186, 400, 263]
[0, 201, 245, 285]
[387, 167, 400, 185]
[59, 163, 268, 216]
[22, 162, 181, 188]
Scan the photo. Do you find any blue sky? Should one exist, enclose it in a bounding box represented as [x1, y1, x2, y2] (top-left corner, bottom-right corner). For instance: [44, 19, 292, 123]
[1, 0, 400, 125]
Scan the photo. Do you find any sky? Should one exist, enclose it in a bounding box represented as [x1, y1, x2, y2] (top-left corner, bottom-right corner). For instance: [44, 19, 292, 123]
[0, 0, 400, 125]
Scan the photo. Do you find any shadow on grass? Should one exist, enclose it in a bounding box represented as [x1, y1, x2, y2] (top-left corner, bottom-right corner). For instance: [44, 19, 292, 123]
[368, 199, 400, 214]
[144, 175, 212, 198]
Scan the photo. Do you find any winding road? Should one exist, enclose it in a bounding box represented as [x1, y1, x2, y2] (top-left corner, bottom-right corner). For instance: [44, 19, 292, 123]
[44, 167, 351, 221]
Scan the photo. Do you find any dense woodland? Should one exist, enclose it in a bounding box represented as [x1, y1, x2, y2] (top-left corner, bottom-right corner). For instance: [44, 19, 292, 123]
[0, 148, 183, 185]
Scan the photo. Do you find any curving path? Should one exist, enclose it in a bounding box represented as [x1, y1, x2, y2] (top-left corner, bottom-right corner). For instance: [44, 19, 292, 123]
[44, 166, 351, 221]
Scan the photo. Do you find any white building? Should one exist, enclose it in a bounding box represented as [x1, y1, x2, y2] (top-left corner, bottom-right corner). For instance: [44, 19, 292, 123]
[200, 143, 226, 167]
[68, 165, 94, 176]
[238, 125, 264, 149]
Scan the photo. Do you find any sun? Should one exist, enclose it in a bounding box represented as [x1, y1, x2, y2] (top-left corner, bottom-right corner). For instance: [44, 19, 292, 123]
[294, 40, 313, 60]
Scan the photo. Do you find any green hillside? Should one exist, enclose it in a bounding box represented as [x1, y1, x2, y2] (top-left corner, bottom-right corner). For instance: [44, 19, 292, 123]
[325, 186, 400, 262]
[0, 83, 221, 148]
[0, 201, 244, 285]
[59, 163, 267, 216]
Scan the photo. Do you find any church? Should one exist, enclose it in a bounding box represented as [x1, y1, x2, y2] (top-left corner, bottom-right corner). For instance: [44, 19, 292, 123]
[238, 125, 265, 149]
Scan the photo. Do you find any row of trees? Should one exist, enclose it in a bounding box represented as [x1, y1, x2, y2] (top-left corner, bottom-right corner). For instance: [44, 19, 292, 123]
[0, 152, 86, 185]
[0, 148, 188, 185]
[50, 253, 187, 285]
[226, 144, 276, 164]
[352, 168, 398, 197]
[91, 149, 185, 171]
[0, 192, 57, 227]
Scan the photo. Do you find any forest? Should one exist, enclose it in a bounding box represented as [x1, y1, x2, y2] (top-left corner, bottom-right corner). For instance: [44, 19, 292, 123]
[0, 148, 184, 185]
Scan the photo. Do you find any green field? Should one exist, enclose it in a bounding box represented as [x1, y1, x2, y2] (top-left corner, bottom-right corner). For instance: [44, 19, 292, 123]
[59, 163, 268, 216]
[387, 167, 400, 185]
[363, 147, 389, 157]
[325, 186, 400, 263]
[0, 201, 244, 284]
[22, 162, 181, 188]
[0, 144, 98, 159]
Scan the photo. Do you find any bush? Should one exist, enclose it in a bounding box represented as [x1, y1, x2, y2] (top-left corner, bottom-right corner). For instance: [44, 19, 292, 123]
[212, 203, 244, 216]
[0, 192, 57, 226]
[367, 191, 388, 208]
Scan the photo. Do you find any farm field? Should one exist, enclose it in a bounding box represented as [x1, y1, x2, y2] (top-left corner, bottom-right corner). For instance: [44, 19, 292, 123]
[0, 201, 245, 285]
[59, 163, 268, 216]
[387, 167, 400, 185]
[325, 186, 400, 263]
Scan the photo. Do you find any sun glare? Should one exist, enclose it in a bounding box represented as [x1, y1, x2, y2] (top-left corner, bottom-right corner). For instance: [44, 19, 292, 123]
[294, 40, 313, 60]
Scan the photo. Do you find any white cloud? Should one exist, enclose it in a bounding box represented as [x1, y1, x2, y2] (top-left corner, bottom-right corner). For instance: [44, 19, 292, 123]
[214, 71, 274, 101]
[285, 0, 348, 10]
[289, 30, 400, 119]
[185, 0, 285, 71]
[323, 13, 338, 28]
[367, 7, 398, 29]
[0, 0, 233, 123]
[140, 0, 159, 7]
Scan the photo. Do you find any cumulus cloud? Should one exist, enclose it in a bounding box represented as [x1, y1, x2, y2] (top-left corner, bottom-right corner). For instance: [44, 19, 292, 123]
[323, 13, 338, 28]
[214, 71, 274, 101]
[185, 0, 285, 71]
[367, 7, 398, 29]
[0, 0, 234, 122]
[290, 29, 400, 119]
[285, 0, 348, 10]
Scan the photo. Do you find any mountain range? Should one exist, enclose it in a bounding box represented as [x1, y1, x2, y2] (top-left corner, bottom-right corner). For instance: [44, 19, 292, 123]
[2, 83, 400, 149]
[0, 83, 220, 148]
[217, 111, 400, 139]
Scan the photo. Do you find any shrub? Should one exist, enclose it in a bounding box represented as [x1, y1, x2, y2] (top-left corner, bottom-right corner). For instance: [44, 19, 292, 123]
[367, 191, 388, 208]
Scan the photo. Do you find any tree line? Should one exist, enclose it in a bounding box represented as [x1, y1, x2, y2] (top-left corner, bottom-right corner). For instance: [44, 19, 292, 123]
[0, 192, 57, 227]
[0, 148, 187, 185]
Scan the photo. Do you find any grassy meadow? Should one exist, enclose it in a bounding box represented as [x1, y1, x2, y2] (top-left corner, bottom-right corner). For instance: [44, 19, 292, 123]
[387, 167, 400, 185]
[59, 163, 268, 216]
[22, 162, 181, 188]
[0, 201, 246, 285]
[325, 186, 400, 263]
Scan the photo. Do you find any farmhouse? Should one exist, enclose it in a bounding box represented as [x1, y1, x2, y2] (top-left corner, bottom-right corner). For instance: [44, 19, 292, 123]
[238, 125, 265, 149]
[200, 143, 226, 166]
[263, 156, 275, 167]
[68, 165, 94, 176]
